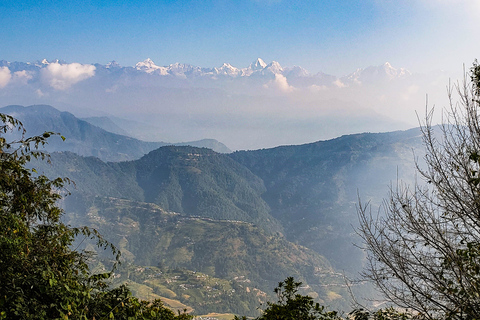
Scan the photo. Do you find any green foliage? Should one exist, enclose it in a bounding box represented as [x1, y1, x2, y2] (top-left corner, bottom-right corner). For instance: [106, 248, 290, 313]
[86, 284, 193, 320]
[232, 278, 417, 320]
[0, 114, 192, 320]
[348, 308, 414, 320]
[256, 277, 341, 320]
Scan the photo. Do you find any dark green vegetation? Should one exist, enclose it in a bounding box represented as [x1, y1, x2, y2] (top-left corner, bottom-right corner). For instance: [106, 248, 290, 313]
[0, 105, 230, 161]
[255, 277, 341, 320]
[235, 277, 412, 320]
[0, 114, 192, 319]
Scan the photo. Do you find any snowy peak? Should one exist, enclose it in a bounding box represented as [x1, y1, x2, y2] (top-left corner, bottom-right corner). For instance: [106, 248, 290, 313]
[249, 58, 267, 71]
[264, 61, 283, 74]
[284, 66, 310, 78]
[167, 62, 201, 75]
[135, 58, 156, 70]
[215, 63, 240, 76]
[135, 58, 168, 75]
[0, 58, 414, 90]
[106, 61, 121, 69]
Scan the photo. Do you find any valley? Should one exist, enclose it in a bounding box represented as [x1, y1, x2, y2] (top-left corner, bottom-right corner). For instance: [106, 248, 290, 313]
[2, 104, 424, 317]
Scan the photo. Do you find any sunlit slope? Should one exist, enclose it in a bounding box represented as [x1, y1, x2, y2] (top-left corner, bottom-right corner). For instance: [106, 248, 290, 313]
[67, 197, 347, 316]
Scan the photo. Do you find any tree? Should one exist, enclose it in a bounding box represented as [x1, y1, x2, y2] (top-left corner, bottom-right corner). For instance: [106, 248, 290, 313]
[236, 277, 412, 320]
[0, 114, 192, 319]
[254, 277, 341, 320]
[357, 61, 480, 319]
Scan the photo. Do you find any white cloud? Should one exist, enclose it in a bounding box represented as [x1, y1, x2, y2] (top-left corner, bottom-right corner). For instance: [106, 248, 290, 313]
[0, 67, 12, 88]
[264, 74, 294, 92]
[333, 79, 346, 88]
[41, 62, 96, 90]
[12, 70, 33, 84]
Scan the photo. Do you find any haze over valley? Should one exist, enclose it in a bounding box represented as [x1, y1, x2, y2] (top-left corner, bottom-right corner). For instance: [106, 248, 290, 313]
[0, 58, 453, 150]
[1, 0, 479, 318]
[0, 103, 424, 316]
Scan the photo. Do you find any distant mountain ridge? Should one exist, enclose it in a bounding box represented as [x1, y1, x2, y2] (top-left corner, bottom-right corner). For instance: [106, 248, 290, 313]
[230, 128, 424, 270]
[30, 121, 424, 272]
[0, 58, 411, 86]
[0, 58, 428, 150]
[0, 105, 231, 161]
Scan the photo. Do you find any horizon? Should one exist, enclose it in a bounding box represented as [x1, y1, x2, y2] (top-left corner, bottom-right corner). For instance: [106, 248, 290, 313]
[1, 0, 478, 150]
[1, 0, 478, 75]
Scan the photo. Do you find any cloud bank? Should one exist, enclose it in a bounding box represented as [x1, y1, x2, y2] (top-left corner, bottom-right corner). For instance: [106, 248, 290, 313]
[0, 67, 12, 88]
[40, 62, 96, 90]
[264, 74, 294, 93]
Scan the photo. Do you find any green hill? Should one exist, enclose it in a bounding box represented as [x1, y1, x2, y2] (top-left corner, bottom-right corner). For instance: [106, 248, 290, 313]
[24, 114, 426, 313]
[118, 146, 281, 234]
[229, 129, 424, 270]
[33, 146, 281, 234]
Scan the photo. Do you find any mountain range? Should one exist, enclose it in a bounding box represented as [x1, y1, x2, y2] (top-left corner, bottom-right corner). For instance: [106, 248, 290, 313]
[0, 57, 412, 87]
[8, 104, 427, 316]
[0, 58, 448, 150]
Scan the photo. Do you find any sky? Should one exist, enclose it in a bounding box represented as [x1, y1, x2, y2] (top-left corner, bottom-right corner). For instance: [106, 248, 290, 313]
[1, 0, 480, 150]
[1, 0, 479, 76]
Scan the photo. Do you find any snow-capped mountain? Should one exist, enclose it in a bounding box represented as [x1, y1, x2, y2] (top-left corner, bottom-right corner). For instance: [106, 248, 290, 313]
[0, 57, 437, 152]
[249, 58, 267, 71]
[135, 58, 168, 75]
[166, 62, 204, 77]
[132, 58, 286, 79]
[0, 57, 413, 90]
[262, 61, 284, 75]
[283, 66, 310, 78]
[214, 63, 240, 76]
[342, 62, 411, 85]
[105, 61, 121, 69]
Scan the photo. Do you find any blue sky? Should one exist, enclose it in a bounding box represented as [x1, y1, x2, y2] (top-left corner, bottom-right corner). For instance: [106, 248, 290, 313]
[1, 0, 479, 75]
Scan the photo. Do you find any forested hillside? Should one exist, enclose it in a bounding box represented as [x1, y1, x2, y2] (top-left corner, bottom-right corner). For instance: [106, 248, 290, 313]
[21, 104, 426, 315]
[230, 129, 423, 270]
